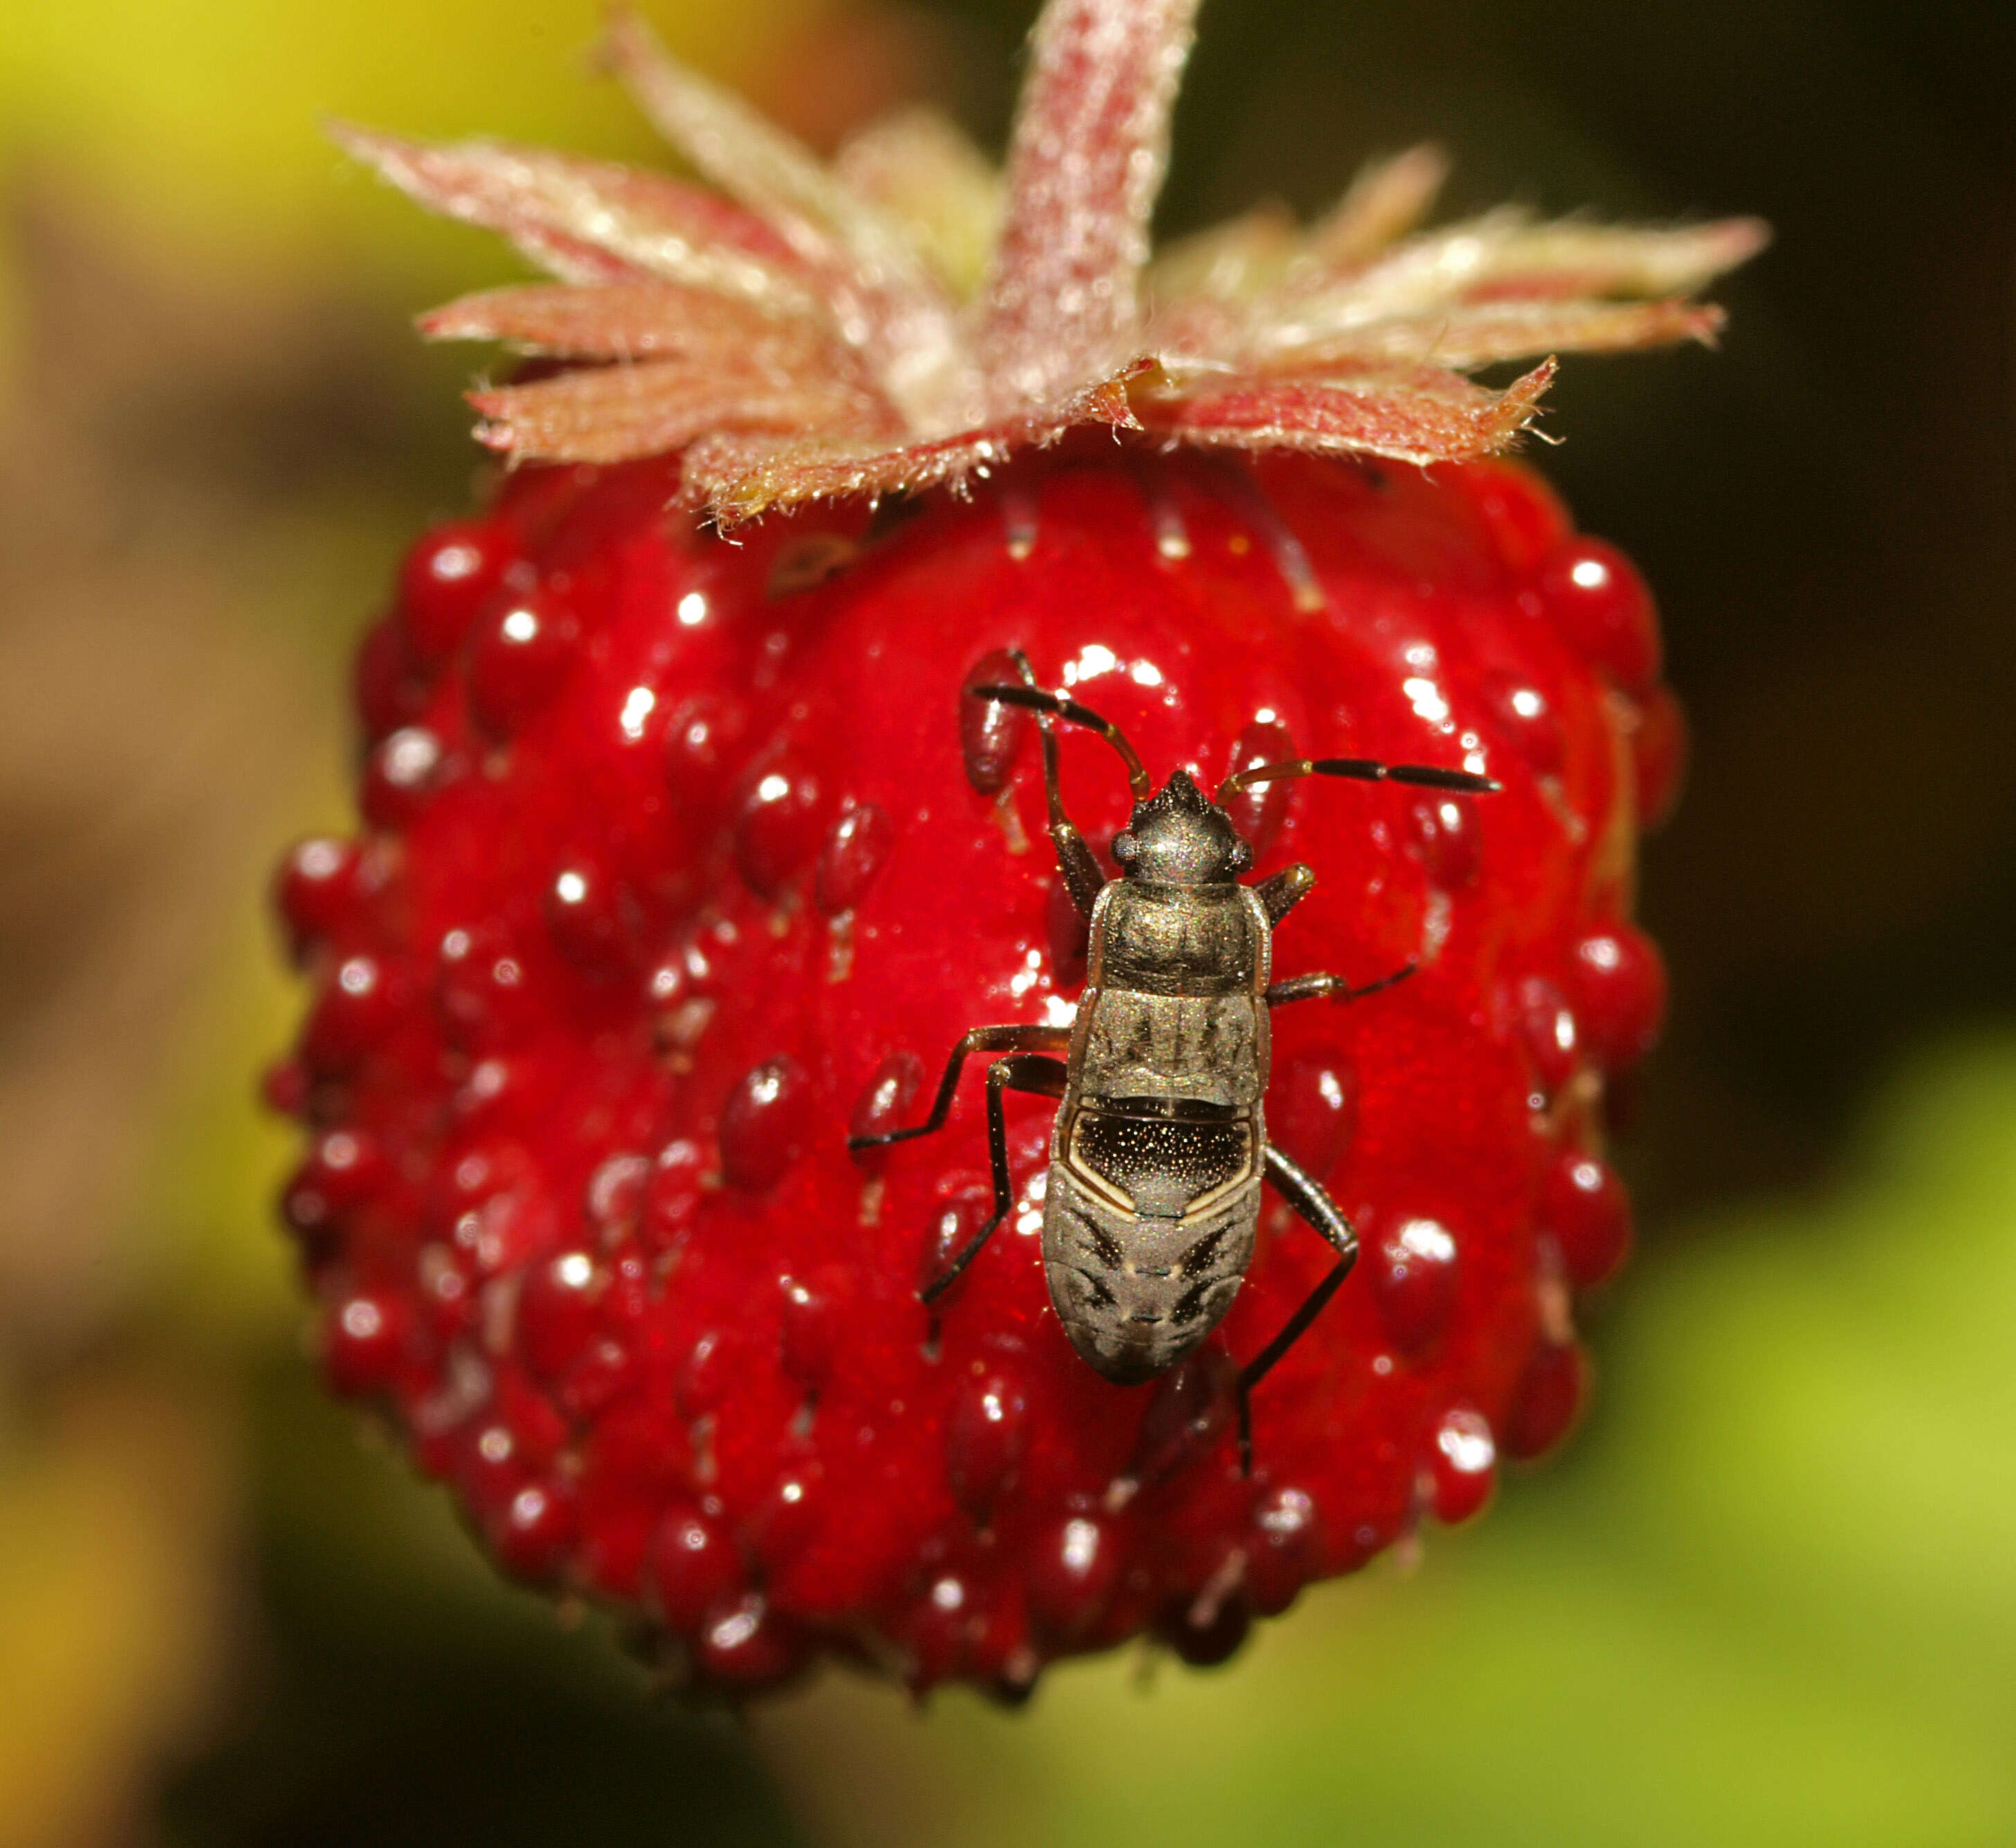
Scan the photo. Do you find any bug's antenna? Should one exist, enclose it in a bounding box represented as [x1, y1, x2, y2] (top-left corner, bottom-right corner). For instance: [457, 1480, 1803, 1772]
[969, 676, 1153, 801]
[1218, 756, 1501, 802]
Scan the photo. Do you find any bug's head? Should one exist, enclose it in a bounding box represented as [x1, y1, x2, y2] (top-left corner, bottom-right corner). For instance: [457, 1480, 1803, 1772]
[1112, 770, 1253, 885]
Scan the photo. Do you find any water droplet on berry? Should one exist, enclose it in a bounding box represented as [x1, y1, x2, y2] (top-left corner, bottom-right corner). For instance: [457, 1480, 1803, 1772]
[947, 1367, 1029, 1520]
[434, 922, 537, 1049]
[544, 858, 634, 973]
[779, 1264, 854, 1388]
[1566, 925, 1667, 1072]
[398, 519, 520, 668]
[960, 650, 1031, 794]
[1426, 1406, 1496, 1523]
[1246, 1484, 1323, 1615]
[1371, 1215, 1459, 1356]
[1502, 1340, 1586, 1459]
[281, 1128, 384, 1247]
[274, 837, 360, 959]
[1537, 536, 1662, 692]
[1406, 791, 1481, 888]
[322, 1290, 406, 1396]
[1512, 974, 1581, 1093]
[719, 1058, 811, 1192]
[516, 1251, 603, 1383]
[361, 726, 448, 830]
[1540, 1151, 1633, 1288]
[752, 1464, 824, 1575]
[919, 1184, 993, 1301]
[1027, 1513, 1123, 1640]
[585, 1153, 651, 1236]
[698, 1594, 807, 1689]
[1482, 670, 1564, 774]
[814, 802, 893, 914]
[849, 1053, 924, 1171]
[467, 587, 576, 738]
[300, 954, 395, 1074]
[677, 1328, 760, 1421]
[642, 1139, 705, 1254]
[664, 691, 750, 811]
[734, 757, 826, 900]
[1267, 1050, 1355, 1180]
[417, 1243, 476, 1341]
[902, 1574, 976, 1691]
[490, 1477, 579, 1583]
[647, 1500, 743, 1629]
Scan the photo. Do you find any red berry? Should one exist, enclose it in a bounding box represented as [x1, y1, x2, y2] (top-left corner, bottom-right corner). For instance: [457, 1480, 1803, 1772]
[282, 1128, 385, 1239]
[274, 443, 1675, 1692]
[1539, 1150, 1634, 1288]
[360, 726, 451, 831]
[292, 0, 1760, 1698]
[353, 613, 423, 742]
[1502, 1340, 1588, 1460]
[398, 519, 521, 668]
[466, 586, 577, 739]
[1631, 684, 1690, 831]
[1567, 925, 1669, 1072]
[1459, 459, 1573, 574]
[1425, 1405, 1497, 1525]
[1536, 536, 1663, 693]
[1370, 1212, 1461, 1357]
[274, 837, 362, 959]
[648, 1502, 745, 1630]
[322, 1290, 408, 1397]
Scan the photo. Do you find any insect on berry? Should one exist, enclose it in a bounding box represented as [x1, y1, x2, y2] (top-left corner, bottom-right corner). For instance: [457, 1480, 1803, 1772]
[850, 651, 1501, 1469]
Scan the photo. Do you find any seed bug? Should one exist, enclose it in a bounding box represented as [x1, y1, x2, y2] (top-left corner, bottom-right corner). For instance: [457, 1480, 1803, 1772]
[849, 651, 1500, 1470]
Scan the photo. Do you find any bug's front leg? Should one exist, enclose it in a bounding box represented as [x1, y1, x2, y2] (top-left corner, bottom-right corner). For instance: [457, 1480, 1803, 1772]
[919, 1054, 1069, 1306]
[1265, 963, 1416, 1008]
[1235, 1144, 1359, 1475]
[998, 649, 1107, 918]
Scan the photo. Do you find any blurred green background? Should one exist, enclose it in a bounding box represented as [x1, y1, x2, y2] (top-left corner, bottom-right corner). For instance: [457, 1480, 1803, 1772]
[2, 1, 2013, 1843]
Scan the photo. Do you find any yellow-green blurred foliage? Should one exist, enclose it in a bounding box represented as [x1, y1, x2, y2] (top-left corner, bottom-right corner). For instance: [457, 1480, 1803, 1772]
[3, 0, 2013, 1843]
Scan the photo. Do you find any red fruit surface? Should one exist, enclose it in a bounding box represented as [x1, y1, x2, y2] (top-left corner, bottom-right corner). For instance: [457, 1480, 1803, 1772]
[270, 438, 1675, 1696]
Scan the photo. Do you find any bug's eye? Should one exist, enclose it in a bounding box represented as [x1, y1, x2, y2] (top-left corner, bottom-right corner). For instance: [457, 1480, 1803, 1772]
[1229, 838, 1253, 873]
[1112, 830, 1138, 862]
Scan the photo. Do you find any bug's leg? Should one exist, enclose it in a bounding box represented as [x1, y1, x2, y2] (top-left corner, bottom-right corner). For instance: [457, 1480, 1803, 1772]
[920, 1054, 1069, 1305]
[1266, 963, 1416, 1008]
[1235, 1144, 1359, 1475]
[847, 1022, 1071, 1150]
[973, 650, 1147, 919]
[1252, 863, 1314, 926]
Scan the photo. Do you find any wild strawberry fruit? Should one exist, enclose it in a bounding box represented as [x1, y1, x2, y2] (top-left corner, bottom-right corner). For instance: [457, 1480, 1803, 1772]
[274, 0, 1761, 1696]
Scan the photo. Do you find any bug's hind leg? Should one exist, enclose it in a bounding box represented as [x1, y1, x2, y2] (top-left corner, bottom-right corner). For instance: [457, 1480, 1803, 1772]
[1236, 1144, 1360, 1475]
[920, 1054, 1068, 1306]
[848, 1022, 1070, 1152]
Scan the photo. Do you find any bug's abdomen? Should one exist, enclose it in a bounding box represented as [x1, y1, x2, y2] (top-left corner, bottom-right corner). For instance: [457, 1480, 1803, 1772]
[1042, 1152, 1260, 1383]
[1041, 1100, 1263, 1384]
